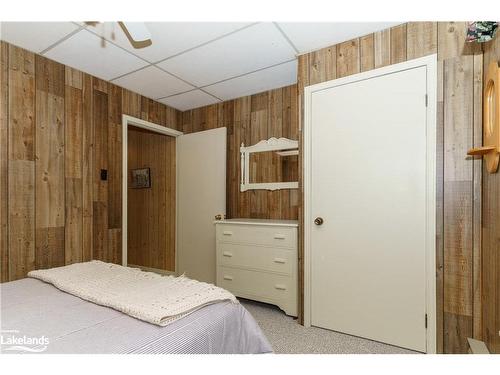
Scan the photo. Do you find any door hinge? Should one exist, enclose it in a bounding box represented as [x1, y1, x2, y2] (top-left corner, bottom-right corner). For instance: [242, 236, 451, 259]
[425, 314, 428, 329]
[425, 94, 428, 107]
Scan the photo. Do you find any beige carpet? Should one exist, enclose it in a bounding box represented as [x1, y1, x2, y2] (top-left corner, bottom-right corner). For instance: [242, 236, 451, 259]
[240, 299, 418, 354]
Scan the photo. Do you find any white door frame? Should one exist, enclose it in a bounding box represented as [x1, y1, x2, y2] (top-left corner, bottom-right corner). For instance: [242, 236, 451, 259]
[303, 54, 437, 353]
[121, 115, 183, 273]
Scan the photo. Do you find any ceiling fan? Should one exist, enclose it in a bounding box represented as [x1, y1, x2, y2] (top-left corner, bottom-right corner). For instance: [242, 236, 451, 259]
[85, 21, 152, 49]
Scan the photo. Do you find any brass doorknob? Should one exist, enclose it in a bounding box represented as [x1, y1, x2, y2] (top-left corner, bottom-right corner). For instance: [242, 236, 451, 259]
[314, 217, 324, 225]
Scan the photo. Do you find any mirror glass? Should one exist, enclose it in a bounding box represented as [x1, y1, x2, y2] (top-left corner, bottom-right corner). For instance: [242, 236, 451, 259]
[249, 149, 299, 184]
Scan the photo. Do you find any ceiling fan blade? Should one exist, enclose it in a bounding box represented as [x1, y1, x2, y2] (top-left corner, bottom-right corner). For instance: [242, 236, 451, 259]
[118, 22, 152, 49]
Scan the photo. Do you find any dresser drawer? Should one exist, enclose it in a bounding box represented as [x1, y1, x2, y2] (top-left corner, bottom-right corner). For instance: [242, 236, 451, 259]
[217, 243, 295, 275]
[217, 266, 296, 303]
[216, 224, 296, 248]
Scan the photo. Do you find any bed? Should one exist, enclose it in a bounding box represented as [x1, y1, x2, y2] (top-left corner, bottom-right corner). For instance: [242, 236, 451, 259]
[0, 277, 272, 354]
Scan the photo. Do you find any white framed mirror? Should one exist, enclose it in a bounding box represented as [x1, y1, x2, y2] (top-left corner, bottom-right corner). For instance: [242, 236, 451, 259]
[240, 137, 299, 191]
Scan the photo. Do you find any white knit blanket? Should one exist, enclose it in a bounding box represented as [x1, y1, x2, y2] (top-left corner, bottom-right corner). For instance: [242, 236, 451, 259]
[28, 261, 238, 326]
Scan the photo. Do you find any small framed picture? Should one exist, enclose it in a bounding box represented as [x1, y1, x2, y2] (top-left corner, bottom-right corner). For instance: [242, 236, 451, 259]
[131, 168, 151, 188]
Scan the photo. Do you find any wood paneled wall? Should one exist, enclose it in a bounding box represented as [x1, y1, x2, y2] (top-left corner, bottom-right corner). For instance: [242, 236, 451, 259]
[482, 35, 500, 354]
[297, 22, 484, 354]
[127, 127, 176, 271]
[181, 85, 299, 220]
[0, 41, 182, 282]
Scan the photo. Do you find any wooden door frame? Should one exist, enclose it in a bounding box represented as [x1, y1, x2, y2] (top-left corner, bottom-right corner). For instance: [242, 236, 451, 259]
[121, 115, 183, 273]
[303, 55, 437, 353]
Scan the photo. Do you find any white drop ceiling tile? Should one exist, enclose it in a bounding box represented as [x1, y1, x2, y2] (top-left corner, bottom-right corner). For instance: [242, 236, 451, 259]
[157, 22, 296, 87]
[204, 60, 297, 101]
[159, 90, 220, 111]
[277, 22, 403, 53]
[0, 22, 80, 53]
[44, 29, 148, 81]
[112, 66, 194, 99]
[88, 22, 253, 63]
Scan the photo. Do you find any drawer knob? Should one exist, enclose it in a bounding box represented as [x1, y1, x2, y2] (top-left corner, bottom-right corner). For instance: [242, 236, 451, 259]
[274, 234, 286, 240]
[223, 231, 233, 236]
[222, 251, 233, 257]
[223, 275, 233, 281]
[274, 284, 287, 291]
[273, 258, 286, 264]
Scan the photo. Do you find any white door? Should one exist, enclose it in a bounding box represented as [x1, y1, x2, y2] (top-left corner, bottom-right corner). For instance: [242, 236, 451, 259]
[177, 127, 226, 284]
[310, 65, 431, 352]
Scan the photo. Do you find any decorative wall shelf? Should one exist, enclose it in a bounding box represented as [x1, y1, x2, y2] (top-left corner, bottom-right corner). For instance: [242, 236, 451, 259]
[468, 61, 500, 173]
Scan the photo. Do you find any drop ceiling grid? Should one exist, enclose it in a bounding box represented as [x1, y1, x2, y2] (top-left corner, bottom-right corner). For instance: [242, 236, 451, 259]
[158, 89, 221, 111]
[1, 22, 402, 110]
[203, 59, 298, 101]
[85, 21, 301, 109]
[95, 22, 259, 64]
[156, 22, 297, 87]
[66, 23, 225, 101]
[102, 21, 301, 106]
[37, 22, 236, 105]
[111, 65, 196, 100]
[0, 22, 82, 54]
[43, 28, 150, 82]
[33, 21, 300, 108]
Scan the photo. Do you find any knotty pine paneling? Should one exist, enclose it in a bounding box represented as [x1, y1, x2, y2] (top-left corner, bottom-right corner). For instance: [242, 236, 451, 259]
[107, 84, 122, 231]
[82, 73, 93, 263]
[35, 56, 65, 269]
[181, 84, 299, 221]
[360, 35, 374, 72]
[482, 33, 500, 354]
[407, 22, 438, 60]
[8, 44, 36, 281]
[296, 21, 486, 354]
[443, 53, 474, 354]
[92, 89, 110, 262]
[92, 201, 109, 262]
[0, 42, 9, 281]
[336, 39, 360, 78]
[436, 56, 445, 353]
[472, 51, 483, 342]
[390, 24, 407, 64]
[65, 74, 84, 265]
[0, 41, 182, 281]
[93, 89, 108, 204]
[65, 177, 83, 264]
[374, 28, 391, 68]
[122, 89, 142, 118]
[309, 46, 336, 84]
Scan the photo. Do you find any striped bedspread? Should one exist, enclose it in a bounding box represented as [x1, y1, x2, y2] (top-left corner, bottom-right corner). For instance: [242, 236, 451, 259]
[1, 278, 272, 354]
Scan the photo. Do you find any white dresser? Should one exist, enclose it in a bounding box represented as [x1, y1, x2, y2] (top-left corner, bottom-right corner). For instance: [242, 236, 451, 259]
[215, 218, 298, 316]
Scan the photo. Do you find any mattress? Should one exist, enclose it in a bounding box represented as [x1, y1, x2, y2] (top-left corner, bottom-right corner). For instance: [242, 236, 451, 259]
[0, 278, 272, 354]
